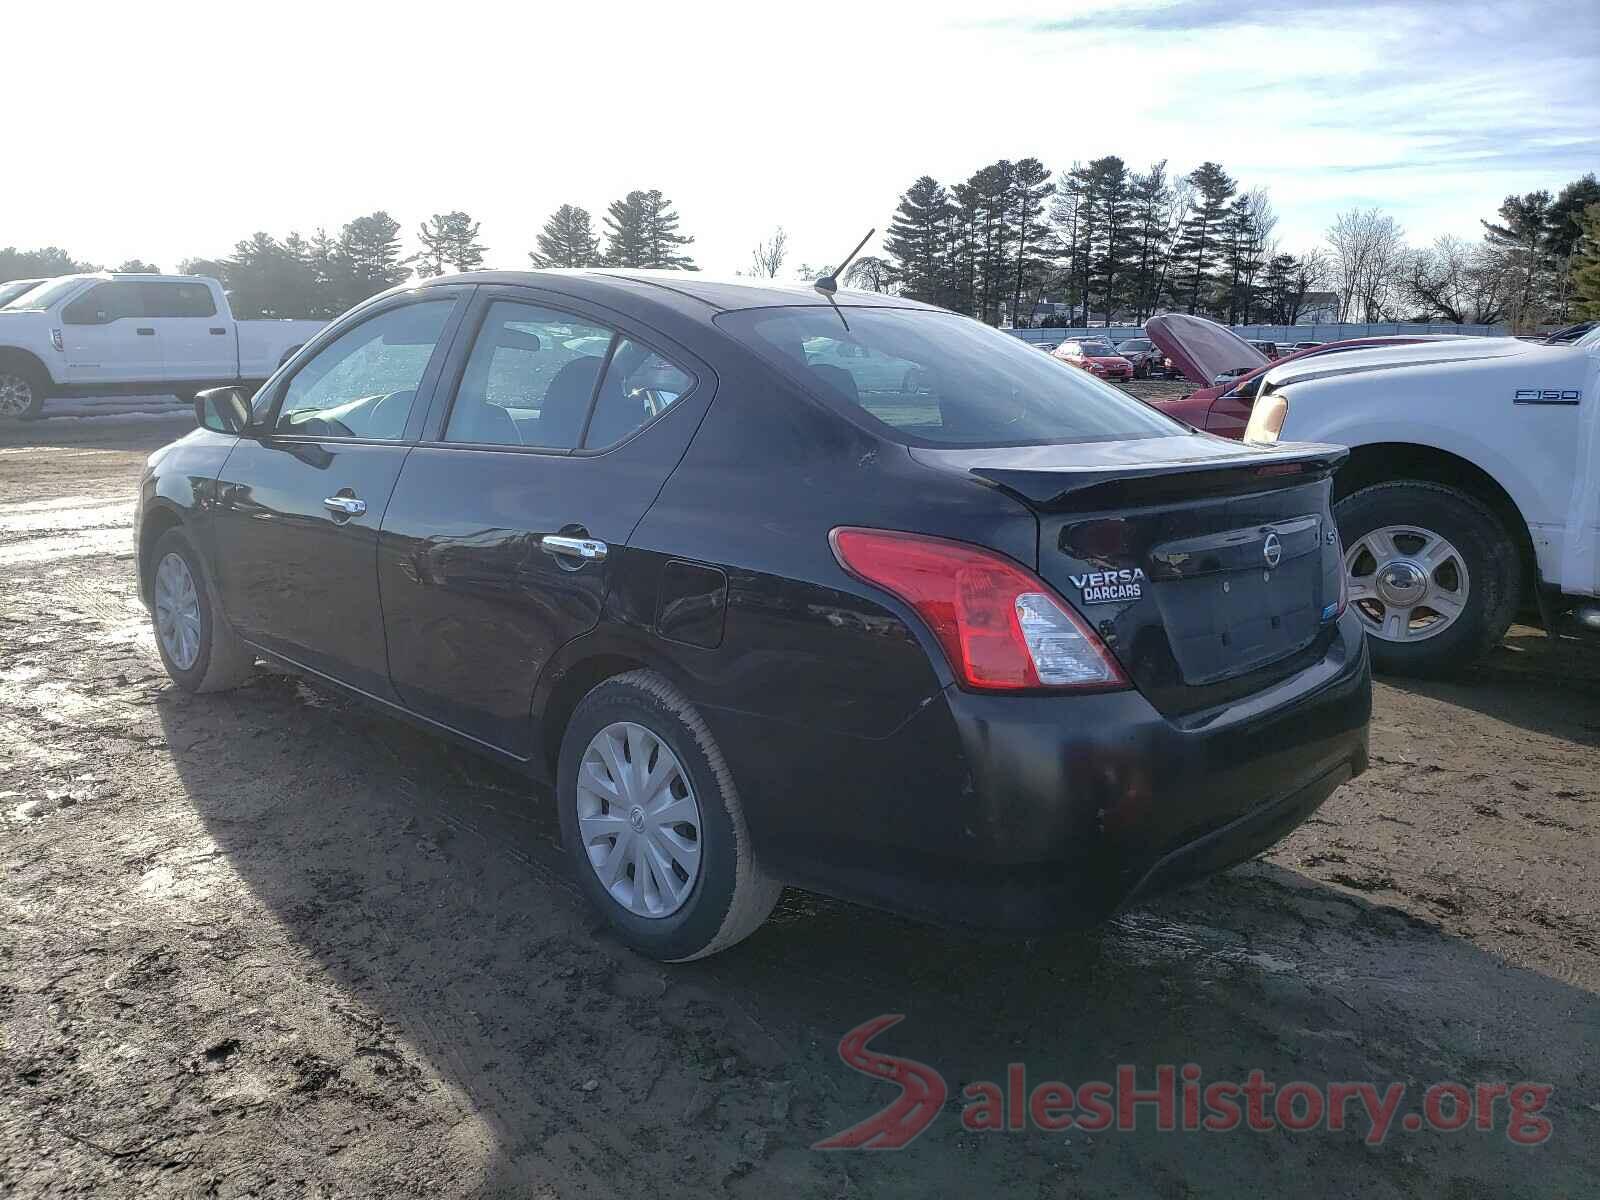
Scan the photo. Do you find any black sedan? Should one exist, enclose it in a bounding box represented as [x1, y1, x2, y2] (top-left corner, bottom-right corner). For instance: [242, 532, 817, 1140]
[137, 271, 1371, 961]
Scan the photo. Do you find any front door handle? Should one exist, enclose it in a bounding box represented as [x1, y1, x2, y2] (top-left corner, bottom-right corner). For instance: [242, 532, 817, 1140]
[540, 535, 607, 562]
[323, 496, 367, 517]
[135, 327, 156, 336]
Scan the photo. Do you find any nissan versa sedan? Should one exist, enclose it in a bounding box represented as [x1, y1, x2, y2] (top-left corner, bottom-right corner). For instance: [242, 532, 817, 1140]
[136, 271, 1371, 961]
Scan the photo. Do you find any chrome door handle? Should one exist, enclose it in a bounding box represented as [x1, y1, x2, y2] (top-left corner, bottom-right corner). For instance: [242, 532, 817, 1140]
[323, 496, 367, 516]
[541, 535, 607, 562]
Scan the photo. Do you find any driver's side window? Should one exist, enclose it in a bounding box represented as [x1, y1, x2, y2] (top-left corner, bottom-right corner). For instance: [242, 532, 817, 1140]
[276, 300, 455, 440]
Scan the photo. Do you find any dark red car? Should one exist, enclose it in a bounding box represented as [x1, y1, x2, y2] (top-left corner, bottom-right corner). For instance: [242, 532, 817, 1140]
[1051, 337, 1134, 382]
[1141, 314, 1464, 438]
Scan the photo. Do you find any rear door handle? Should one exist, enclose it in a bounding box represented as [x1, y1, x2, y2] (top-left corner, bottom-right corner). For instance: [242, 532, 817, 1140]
[135, 327, 156, 336]
[209, 327, 227, 335]
[323, 496, 367, 516]
[540, 535, 607, 562]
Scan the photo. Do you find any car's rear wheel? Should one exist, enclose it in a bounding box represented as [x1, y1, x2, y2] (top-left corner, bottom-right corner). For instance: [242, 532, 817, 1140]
[0, 362, 48, 421]
[1334, 481, 1519, 677]
[558, 670, 780, 961]
[147, 528, 257, 692]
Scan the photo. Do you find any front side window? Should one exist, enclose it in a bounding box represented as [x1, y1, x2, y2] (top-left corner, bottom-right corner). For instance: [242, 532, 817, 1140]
[719, 307, 1182, 447]
[62, 281, 143, 325]
[140, 281, 216, 318]
[276, 300, 455, 440]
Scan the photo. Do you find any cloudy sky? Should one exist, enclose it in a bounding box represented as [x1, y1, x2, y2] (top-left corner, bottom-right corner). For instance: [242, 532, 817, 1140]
[7, 0, 1596, 276]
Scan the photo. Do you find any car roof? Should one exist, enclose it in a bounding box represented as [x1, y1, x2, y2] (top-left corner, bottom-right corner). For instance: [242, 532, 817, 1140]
[415, 269, 940, 315]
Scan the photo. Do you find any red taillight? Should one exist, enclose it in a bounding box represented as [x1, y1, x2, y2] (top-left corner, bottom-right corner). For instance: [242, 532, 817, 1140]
[829, 527, 1129, 692]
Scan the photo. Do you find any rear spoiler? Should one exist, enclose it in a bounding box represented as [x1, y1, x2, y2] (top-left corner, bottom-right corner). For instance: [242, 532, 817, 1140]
[971, 445, 1349, 512]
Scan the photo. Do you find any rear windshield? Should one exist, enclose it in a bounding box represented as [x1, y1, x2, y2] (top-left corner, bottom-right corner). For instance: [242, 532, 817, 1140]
[716, 307, 1183, 447]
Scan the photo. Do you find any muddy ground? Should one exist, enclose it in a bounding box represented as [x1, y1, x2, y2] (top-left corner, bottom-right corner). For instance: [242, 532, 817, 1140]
[2, 400, 1597, 1198]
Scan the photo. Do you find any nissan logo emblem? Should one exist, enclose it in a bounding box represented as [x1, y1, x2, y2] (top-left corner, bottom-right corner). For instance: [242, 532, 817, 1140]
[1262, 532, 1282, 569]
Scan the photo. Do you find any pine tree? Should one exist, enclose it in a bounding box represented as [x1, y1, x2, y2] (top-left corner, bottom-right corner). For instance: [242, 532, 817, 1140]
[1007, 158, 1054, 326]
[339, 211, 410, 300]
[603, 190, 695, 270]
[1085, 156, 1132, 325]
[968, 161, 1016, 324]
[530, 204, 602, 268]
[114, 259, 160, 274]
[1126, 161, 1171, 321]
[883, 176, 953, 307]
[415, 211, 487, 277]
[1572, 202, 1600, 319]
[1172, 161, 1236, 316]
[1545, 174, 1600, 321]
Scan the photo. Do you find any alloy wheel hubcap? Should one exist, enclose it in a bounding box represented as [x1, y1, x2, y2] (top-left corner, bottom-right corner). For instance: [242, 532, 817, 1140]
[0, 374, 33, 418]
[1345, 525, 1470, 643]
[154, 552, 203, 670]
[576, 721, 702, 918]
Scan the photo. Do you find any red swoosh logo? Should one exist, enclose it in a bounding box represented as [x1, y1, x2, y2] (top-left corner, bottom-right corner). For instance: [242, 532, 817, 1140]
[813, 1015, 947, 1150]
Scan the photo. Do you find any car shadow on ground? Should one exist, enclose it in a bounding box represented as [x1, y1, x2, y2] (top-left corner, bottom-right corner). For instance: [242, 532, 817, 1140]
[1378, 626, 1600, 744]
[154, 669, 1599, 1198]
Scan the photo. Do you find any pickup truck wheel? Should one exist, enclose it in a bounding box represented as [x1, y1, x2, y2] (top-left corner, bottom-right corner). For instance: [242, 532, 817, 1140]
[1335, 481, 1519, 678]
[557, 670, 781, 962]
[0, 363, 47, 421]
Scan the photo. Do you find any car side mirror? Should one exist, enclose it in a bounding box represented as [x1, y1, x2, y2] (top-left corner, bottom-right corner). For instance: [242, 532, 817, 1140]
[195, 385, 252, 435]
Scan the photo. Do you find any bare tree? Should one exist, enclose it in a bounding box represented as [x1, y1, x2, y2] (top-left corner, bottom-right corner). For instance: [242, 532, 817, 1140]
[842, 255, 898, 293]
[748, 227, 788, 279]
[1326, 207, 1408, 321]
[1404, 234, 1510, 324]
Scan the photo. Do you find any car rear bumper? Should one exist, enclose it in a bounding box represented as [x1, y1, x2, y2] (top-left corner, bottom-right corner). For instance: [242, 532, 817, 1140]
[721, 611, 1370, 931]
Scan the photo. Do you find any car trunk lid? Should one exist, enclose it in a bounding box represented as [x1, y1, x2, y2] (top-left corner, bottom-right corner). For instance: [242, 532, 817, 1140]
[912, 435, 1348, 716]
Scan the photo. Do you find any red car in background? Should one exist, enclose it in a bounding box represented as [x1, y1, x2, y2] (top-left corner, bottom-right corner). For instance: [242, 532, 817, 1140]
[1052, 336, 1134, 382]
[1141, 314, 1465, 438]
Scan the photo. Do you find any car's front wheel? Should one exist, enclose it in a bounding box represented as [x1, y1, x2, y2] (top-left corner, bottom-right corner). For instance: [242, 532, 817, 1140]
[558, 670, 781, 961]
[147, 528, 258, 692]
[1335, 481, 1519, 677]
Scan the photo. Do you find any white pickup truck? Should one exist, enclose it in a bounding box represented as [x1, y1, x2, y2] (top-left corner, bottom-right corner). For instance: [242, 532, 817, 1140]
[0, 274, 325, 420]
[1241, 324, 1600, 676]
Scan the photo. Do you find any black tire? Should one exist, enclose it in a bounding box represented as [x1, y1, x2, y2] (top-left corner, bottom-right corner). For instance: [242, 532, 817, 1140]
[1334, 481, 1520, 678]
[0, 360, 49, 421]
[146, 528, 257, 693]
[557, 670, 781, 961]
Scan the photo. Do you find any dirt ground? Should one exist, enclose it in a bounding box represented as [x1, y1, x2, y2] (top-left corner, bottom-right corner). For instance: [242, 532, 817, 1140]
[2, 401, 1598, 1198]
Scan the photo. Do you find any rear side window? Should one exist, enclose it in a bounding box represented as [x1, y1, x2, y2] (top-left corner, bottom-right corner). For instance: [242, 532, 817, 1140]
[718, 307, 1182, 447]
[140, 281, 217, 318]
[444, 300, 694, 450]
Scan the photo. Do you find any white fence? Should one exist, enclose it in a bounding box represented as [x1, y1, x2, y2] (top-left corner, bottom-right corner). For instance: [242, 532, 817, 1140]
[1008, 322, 1508, 347]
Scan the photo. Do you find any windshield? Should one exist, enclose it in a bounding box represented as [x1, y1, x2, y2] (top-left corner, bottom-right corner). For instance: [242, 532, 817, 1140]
[1077, 340, 1115, 356]
[1, 276, 90, 312]
[717, 307, 1184, 447]
[0, 281, 43, 307]
[1120, 339, 1151, 352]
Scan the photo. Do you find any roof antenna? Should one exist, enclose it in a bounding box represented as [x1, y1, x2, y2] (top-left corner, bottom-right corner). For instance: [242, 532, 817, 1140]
[814, 228, 874, 296]
[815, 227, 873, 332]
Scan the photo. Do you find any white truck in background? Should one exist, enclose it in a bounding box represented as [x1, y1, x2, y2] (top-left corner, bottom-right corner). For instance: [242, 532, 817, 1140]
[0, 274, 325, 420]
[1243, 325, 1600, 676]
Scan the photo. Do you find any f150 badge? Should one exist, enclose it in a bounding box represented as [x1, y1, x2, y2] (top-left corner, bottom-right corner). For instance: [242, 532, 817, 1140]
[1071, 568, 1145, 603]
[1513, 388, 1581, 405]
